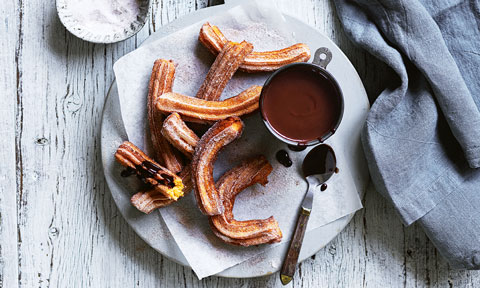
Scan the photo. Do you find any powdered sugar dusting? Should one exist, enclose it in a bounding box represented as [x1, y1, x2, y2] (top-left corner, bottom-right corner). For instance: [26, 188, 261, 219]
[57, 0, 149, 43]
[69, 0, 141, 34]
[222, 22, 290, 52]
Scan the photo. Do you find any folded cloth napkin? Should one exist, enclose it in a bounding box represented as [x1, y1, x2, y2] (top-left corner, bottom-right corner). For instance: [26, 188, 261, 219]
[332, 0, 480, 269]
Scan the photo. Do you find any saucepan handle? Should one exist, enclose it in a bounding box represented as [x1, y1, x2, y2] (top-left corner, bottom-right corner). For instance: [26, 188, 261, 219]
[312, 47, 332, 69]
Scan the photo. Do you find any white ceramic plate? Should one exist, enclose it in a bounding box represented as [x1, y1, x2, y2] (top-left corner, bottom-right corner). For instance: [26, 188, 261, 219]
[101, 3, 369, 278]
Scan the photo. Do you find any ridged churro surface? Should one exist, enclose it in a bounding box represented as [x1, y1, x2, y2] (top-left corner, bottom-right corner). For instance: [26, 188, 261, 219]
[209, 156, 282, 246]
[196, 41, 253, 101]
[199, 22, 311, 73]
[156, 85, 261, 124]
[192, 117, 244, 216]
[115, 141, 184, 202]
[161, 112, 200, 158]
[148, 59, 184, 173]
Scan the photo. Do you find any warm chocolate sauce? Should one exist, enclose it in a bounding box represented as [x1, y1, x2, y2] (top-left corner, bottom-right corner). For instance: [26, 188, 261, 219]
[142, 161, 162, 177]
[335, 167, 339, 174]
[120, 167, 136, 177]
[140, 183, 154, 191]
[276, 150, 292, 167]
[135, 164, 152, 178]
[134, 168, 148, 183]
[262, 65, 342, 143]
[129, 161, 176, 188]
[302, 144, 336, 177]
[160, 173, 175, 187]
[320, 183, 328, 191]
[288, 144, 307, 152]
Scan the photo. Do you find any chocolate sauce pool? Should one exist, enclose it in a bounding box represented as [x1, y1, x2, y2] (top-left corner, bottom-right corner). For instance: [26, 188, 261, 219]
[302, 144, 336, 178]
[276, 150, 292, 167]
[262, 65, 342, 143]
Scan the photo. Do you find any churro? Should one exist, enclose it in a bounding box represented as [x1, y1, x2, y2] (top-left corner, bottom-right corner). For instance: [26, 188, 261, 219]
[161, 112, 200, 158]
[192, 117, 244, 215]
[199, 22, 311, 73]
[130, 164, 193, 214]
[209, 156, 282, 246]
[148, 59, 183, 173]
[196, 41, 253, 101]
[115, 141, 184, 201]
[156, 85, 261, 124]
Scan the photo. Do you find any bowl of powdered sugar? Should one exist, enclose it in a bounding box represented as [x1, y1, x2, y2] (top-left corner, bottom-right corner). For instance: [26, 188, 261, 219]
[57, 0, 150, 43]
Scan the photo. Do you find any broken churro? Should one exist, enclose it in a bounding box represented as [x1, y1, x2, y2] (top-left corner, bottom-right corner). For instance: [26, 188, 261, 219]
[130, 164, 194, 214]
[115, 141, 184, 201]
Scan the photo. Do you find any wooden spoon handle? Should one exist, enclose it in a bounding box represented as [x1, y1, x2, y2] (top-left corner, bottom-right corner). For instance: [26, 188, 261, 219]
[280, 208, 311, 285]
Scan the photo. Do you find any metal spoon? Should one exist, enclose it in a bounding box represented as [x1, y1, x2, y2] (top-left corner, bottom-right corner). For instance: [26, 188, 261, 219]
[280, 144, 337, 285]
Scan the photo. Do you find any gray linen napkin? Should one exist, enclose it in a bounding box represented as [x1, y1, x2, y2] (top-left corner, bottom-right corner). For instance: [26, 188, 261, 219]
[332, 0, 480, 269]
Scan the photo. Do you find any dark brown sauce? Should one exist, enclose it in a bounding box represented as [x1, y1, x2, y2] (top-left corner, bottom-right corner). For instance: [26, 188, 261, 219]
[288, 144, 307, 152]
[262, 65, 342, 143]
[121, 167, 136, 177]
[320, 183, 328, 191]
[142, 161, 161, 177]
[120, 161, 176, 188]
[276, 150, 292, 167]
[335, 167, 339, 174]
[140, 183, 154, 191]
[160, 173, 175, 187]
[302, 144, 336, 177]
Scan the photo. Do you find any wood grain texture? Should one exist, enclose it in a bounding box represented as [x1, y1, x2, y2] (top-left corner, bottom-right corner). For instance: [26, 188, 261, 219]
[1, 0, 480, 287]
[1, 1, 20, 288]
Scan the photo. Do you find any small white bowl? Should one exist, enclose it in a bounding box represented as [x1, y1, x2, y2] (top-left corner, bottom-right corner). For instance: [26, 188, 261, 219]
[56, 0, 150, 44]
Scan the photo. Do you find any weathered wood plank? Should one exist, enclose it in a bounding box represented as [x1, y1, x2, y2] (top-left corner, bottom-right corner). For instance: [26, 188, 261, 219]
[15, 1, 67, 286]
[0, 1, 20, 287]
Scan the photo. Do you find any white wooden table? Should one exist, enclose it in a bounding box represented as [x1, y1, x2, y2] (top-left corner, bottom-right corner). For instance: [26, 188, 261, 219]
[2, 0, 480, 287]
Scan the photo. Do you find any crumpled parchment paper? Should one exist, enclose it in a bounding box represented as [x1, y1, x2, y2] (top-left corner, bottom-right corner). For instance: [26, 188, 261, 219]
[113, 0, 362, 279]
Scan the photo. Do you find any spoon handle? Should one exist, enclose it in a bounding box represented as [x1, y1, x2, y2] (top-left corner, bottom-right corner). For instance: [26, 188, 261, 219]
[280, 207, 311, 285]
